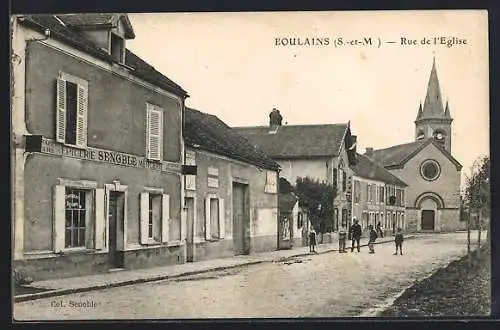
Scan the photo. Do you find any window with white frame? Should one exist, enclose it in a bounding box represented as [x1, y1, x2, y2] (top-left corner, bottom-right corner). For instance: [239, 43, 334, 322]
[146, 103, 164, 161]
[367, 184, 371, 202]
[380, 212, 384, 228]
[205, 196, 225, 240]
[64, 188, 88, 248]
[56, 72, 88, 148]
[265, 170, 277, 193]
[53, 181, 103, 252]
[354, 180, 360, 203]
[140, 191, 170, 244]
[379, 186, 385, 204]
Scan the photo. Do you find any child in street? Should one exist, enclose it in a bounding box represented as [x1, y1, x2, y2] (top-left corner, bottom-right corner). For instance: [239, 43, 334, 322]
[394, 228, 404, 255]
[309, 228, 317, 253]
[338, 225, 347, 253]
[368, 225, 378, 254]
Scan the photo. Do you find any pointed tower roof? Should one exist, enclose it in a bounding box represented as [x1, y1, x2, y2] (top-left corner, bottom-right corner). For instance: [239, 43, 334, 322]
[419, 58, 445, 120]
[444, 100, 451, 118]
[416, 102, 423, 121]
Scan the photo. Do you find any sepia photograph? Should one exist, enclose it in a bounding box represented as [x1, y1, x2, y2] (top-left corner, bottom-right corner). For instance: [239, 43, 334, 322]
[10, 10, 490, 320]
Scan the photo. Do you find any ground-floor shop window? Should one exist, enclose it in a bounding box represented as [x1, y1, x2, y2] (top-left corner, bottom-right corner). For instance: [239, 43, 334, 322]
[65, 188, 87, 248]
[54, 181, 97, 252]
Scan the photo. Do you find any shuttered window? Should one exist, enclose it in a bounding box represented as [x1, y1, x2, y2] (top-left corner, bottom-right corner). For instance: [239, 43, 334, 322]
[56, 72, 88, 148]
[140, 192, 170, 244]
[146, 103, 163, 161]
[205, 197, 225, 240]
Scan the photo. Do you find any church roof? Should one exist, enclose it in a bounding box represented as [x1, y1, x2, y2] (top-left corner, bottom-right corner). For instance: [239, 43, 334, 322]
[367, 138, 462, 170]
[233, 124, 349, 159]
[416, 59, 452, 122]
[350, 153, 408, 187]
[184, 108, 280, 171]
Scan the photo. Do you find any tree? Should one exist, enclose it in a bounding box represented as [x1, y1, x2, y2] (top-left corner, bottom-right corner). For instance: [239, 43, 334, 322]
[463, 155, 490, 256]
[294, 177, 337, 234]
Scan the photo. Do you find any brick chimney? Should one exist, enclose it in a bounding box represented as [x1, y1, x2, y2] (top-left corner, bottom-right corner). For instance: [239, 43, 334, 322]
[269, 108, 283, 133]
[351, 135, 357, 154]
[365, 147, 373, 157]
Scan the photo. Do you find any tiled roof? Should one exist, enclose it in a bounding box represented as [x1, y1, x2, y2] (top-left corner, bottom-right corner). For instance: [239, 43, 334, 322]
[56, 13, 116, 27]
[17, 14, 187, 97]
[351, 153, 408, 187]
[233, 124, 348, 159]
[56, 13, 136, 39]
[184, 108, 280, 171]
[368, 138, 462, 170]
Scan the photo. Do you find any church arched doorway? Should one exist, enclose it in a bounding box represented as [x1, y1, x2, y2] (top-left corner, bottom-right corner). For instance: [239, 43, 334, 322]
[420, 198, 437, 230]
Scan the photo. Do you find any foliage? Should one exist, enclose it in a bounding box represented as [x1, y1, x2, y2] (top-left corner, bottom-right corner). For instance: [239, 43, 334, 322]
[278, 177, 294, 195]
[464, 155, 490, 215]
[294, 176, 337, 233]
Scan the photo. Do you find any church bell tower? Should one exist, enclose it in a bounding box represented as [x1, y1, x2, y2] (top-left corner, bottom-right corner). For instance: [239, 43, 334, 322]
[415, 58, 453, 153]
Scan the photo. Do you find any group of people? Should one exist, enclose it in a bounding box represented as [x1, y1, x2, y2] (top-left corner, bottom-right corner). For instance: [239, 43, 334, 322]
[308, 217, 404, 255]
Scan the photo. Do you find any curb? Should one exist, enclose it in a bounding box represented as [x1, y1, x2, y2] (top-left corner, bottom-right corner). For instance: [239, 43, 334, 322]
[14, 235, 415, 302]
[14, 260, 264, 303]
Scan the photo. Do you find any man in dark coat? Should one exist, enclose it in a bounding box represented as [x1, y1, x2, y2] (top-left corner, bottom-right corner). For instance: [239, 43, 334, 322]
[349, 218, 362, 252]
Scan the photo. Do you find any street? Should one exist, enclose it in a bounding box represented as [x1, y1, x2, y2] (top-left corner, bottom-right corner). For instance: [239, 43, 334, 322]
[14, 232, 470, 320]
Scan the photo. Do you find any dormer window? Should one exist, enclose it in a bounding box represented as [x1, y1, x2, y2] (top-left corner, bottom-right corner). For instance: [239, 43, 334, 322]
[110, 33, 125, 63]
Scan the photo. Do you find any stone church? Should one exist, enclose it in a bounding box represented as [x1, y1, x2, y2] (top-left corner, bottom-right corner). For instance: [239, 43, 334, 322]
[366, 59, 464, 232]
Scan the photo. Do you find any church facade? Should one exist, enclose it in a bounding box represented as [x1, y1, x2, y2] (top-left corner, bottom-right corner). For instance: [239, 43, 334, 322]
[366, 59, 464, 232]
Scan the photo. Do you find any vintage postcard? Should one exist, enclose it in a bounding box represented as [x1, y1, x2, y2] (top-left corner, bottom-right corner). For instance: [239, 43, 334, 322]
[11, 10, 490, 320]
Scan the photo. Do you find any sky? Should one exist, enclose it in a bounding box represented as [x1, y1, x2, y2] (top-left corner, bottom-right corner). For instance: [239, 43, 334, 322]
[126, 10, 489, 185]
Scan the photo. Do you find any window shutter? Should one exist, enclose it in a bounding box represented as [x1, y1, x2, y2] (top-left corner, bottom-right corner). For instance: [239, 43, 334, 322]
[218, 198, 225, 239]
[94, 188, 105, 250]
[140, 192, 149, 244]
[205, 197, 211, 240]
[56, 77, 66, 143]
[76, 84, 88, 148]
[146, 105, 163, 160]
[53, 185, 66, 252]
[161, 194, 170, 243]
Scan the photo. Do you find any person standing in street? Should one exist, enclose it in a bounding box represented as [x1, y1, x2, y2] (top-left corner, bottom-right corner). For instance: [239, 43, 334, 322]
[368, 224, 378, 254]
[309, 228, 317, 253]
[350, 218, 362, 252]
[338, 224, 348, 253]
[376, 221, 384, 238]
[394, 227, 404, 255]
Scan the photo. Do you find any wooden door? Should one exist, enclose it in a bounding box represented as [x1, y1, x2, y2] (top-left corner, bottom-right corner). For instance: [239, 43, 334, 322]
[185, 197, 195, 262]
[232, 183, 249, 255]
[108, 191, 124, 268]
[422, 210, 435, 230]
